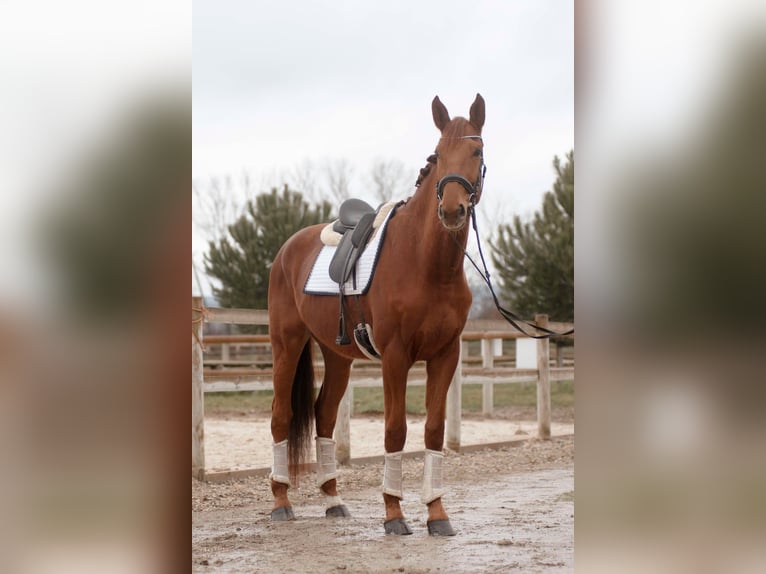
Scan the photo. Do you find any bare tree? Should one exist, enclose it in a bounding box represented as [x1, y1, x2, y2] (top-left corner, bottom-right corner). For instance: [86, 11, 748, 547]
[369, 158, 411, 204]
[194, 171, 259, 241]
[323, 158, 355, 204]
[288, 158, 322, 204]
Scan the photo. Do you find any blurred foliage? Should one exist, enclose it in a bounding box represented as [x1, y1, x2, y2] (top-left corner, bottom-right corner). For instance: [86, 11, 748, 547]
[42, 96, 189, 322]
[490, 151, 574, 322]
[204, 185, 332, 310]
[619, 44, 766, 336]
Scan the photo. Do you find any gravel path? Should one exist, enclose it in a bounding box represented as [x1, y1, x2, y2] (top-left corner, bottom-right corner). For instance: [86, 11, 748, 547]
[193, 435, 574, 572]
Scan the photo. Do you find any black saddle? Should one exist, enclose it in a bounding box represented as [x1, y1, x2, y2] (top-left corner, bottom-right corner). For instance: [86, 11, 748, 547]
[332, 198, 376, 235]
[327, 198, 380, 347]
[328, 199, 377, 285]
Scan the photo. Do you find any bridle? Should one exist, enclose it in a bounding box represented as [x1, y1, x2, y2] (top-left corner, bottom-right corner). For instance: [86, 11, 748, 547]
[435, 135, 487, 207]
[433, 134, 574, 340]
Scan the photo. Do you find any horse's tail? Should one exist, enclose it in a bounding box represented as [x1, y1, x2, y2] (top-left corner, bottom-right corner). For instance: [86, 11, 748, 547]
[288, 340, 315, 484]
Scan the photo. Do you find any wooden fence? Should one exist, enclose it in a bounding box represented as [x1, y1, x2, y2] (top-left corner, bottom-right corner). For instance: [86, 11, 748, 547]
[192, 297, 574, 480]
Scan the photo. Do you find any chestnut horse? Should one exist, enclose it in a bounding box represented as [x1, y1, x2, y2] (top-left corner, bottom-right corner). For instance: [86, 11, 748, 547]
[267, 94, 486, 536]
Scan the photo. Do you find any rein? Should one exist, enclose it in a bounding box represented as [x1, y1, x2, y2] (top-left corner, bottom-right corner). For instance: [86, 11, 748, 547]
[434, 137, 572, 339]
[459, 203, 574, 339]
[428, 135, 573, 339]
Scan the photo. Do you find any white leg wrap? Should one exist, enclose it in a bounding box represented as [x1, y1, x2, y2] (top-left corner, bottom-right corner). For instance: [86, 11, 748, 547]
[382, 451, 404, 499]
[323, 494, 344, 510]
[270, 439, 291, 486]
[315, 437, 339, 487]
[421, 449, 447, 504]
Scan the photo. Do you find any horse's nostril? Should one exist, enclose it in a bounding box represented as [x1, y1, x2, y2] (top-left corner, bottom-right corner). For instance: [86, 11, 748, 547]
[458, 204, 466, 217]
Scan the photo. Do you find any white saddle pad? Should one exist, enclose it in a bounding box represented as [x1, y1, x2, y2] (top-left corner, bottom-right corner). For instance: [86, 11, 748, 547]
[304, 206, 395, 296]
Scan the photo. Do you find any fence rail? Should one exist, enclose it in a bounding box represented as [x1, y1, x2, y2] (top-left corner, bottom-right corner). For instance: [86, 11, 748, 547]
[191, 297, 574, 480]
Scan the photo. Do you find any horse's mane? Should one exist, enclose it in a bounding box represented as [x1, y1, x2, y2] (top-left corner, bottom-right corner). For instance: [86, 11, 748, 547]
[414, 118, 474, 188]
[414, 154, 437, 188]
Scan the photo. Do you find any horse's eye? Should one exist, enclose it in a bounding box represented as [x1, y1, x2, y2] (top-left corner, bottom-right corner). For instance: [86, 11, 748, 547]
[473, 149, 483, 157]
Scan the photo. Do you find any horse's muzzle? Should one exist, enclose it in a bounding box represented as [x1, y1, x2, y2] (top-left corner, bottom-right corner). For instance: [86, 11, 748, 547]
[437, 203, 468, 230]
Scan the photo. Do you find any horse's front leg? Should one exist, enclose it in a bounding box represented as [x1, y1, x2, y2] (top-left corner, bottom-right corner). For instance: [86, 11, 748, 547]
[314, 345, 353, 518]
[422, 341, 461, 536]
[381, 349, 414, 535]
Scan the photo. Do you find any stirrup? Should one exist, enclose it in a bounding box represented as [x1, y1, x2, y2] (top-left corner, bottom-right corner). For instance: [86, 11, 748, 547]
[353, 322, 381, 360]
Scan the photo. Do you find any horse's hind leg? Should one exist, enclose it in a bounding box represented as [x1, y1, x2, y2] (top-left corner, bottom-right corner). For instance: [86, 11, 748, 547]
[268, 267, 310, 520]
[314, 344, 353, 518]
[269, 328, 310, 520]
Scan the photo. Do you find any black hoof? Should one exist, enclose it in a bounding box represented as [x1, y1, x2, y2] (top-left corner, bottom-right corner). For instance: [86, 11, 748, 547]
[427, 519, 456, 536]
[384, 517, 413, 535]
[270, 506, 295, 521]
[325, 504, 351, 518]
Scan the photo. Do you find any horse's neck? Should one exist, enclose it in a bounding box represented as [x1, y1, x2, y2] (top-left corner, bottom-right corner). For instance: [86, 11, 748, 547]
[402, 179, 470, 282]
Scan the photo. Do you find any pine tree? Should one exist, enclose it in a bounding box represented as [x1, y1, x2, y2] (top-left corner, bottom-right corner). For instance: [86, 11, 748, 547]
[204, 185, 333, 309]
[490, 151, 574, 322]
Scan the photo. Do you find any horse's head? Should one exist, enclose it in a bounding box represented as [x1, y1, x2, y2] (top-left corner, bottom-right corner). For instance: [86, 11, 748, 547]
[431, 93, 486, 231]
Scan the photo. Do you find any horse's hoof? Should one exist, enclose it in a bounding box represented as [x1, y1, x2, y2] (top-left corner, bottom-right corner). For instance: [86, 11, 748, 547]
[326, 504, 351, 518]
[384, 517, 413, 535]
[270, 506, 295, 521]
[427, 519, 456, 536]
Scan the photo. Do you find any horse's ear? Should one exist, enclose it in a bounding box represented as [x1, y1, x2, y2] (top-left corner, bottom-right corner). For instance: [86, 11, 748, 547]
[469, 93, 485, 131]
[432, 96, 450, 131]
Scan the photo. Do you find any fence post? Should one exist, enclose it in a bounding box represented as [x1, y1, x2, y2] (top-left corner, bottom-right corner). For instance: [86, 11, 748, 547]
[192, 297, 206, 480]
[535, 314, 551, 439]
[335, 383, 353, 465]
[481, 337, 494, 416]
[446, 341, 462, 451]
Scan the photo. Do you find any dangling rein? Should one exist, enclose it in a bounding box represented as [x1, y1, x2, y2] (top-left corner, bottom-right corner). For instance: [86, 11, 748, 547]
[457, 200, 574, 340]
[421, 139, 572, 339]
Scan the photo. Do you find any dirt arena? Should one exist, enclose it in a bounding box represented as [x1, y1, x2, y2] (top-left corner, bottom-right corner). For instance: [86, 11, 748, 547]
[202, 410, 574, 473]
[193, 411, 574, 572]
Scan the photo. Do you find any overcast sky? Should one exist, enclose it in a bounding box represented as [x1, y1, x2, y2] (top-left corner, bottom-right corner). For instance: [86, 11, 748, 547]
[193, 0, 574, 278]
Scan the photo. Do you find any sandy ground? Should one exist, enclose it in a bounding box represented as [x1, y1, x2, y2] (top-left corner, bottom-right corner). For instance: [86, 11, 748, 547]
[193, 437, 574, 573]
[203, 413, 574, 472]
[194, 411, 574, 573]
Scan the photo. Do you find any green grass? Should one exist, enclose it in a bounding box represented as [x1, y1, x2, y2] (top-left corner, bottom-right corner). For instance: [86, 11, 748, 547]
[205, 380, 574, 416]
[205, 390, 274, 413]
[353, 380, 574, 415]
